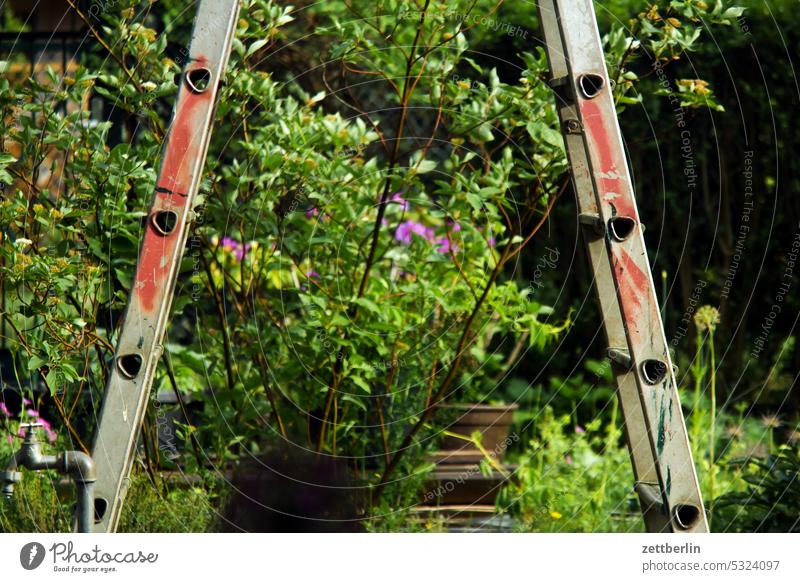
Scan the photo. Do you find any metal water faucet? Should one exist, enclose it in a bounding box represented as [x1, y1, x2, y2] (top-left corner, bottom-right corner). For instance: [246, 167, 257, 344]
[2, 422, 96, 533]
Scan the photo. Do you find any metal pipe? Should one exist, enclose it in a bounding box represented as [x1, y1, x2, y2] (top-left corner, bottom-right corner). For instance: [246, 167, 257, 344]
[1, 423, 96, 532]
[75, 480, 96, 534]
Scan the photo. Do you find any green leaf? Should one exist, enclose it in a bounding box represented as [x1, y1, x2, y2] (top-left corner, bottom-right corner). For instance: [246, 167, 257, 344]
[414, 159, 437, 174]
[28, 355, 46, 371]
[245, 38, 270, 57]
[466, 192, 483, 211]
[349, 375, 372, 394]
[354, 297, 380, 314]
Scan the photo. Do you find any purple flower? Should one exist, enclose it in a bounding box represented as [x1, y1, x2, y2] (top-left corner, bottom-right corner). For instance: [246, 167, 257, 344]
[6, 435, 12, 444]
[395, 221, 414, 244]
[234, 242, 252, 262]
[305, 207, 319, 219]
[487, 236, 496, 247]
[434, 236, 458, 254]
[575, 425, 585, 434]
[306, 269, 320, 280]
[447, 220, 462, 233]
[389, 192, 409, 211]
[23, 397, 31, 405]
[419, 225, 435, 240]
[26, 408, 39, 418]
[221, 237, 251, 262]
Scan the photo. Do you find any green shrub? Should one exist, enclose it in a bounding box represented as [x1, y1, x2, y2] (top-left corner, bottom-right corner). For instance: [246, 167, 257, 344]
[714, 443, 800, 533]
[0, 466, 218, 533]
[498, 405, 643, 532]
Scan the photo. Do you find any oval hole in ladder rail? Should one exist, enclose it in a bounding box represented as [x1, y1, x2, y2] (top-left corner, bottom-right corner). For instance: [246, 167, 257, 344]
[117, 354, 143, 379]
[94, 497, 108, 523]
[186, 67, 212, 93]
[608, 216, 636, 241]
[152, 210, 178, 235]
[672, 504, 701, 530]
[641, 359, 668, 385]
[578, 73, 605, 99]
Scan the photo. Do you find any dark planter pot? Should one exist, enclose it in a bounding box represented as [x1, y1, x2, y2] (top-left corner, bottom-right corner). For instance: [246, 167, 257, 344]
[420, 403, 519, 511]
[433, 403, 519, 465]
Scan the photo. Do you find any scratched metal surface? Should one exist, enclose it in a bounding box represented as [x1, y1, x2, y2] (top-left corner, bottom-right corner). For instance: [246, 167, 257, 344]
[543, 0, 707, 532]
[90, 0, 242, 533]
[536, 0, 671, 534]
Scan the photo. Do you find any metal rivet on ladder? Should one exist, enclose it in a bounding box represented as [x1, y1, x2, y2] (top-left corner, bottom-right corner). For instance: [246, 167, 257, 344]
[565, 119, 582, 134]
[151, 210, 178, 235]
[641, 359, 668, 385]
[608, 216, 636, 241]
[578, 212, 603, 235]
[578, 73, 605, 99]
[117, 354, 143, 379]
[607, 347, 632, 369]
[672, 504, 701, 529]
[186, 67, 212, 93]
[634, 482, 664, 512]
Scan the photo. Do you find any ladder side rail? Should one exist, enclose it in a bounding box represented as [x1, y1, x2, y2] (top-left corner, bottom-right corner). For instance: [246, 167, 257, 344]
[536, 0, 671, 533]
[91, 0, 242, 533]
[550, 0, 707, 532]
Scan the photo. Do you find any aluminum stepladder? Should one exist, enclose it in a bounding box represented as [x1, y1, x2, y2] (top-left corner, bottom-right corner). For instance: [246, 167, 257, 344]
[90, 0, 241, 532]
[536, 0, 707, 532]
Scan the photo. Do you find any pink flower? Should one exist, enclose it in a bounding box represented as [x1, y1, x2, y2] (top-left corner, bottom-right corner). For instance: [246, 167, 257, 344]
[306, 269, 320, 280]
[35, 418, 57, 443]
[416, 224, 435, 240]
[575, 425, 585, 434]
[0, 402, 9, 416]
[565, 455, 573, 465]
[487, 236, 496, 247]
[305, 207, 319, 219]
[26, 408, 39, 418]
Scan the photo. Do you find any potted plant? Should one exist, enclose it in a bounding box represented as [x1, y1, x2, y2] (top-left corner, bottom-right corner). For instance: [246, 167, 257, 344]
[419, 317, 542, 511]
